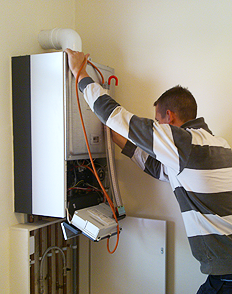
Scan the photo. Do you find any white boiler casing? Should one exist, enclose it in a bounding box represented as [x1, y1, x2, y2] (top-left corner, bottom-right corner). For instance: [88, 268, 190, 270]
[12, 51, 115, 218]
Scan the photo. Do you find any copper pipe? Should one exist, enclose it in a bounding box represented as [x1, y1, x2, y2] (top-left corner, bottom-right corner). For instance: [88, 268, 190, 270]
[55, 223, 60, 293]
[62, 237, 67, 294]
[40, 246, 66, 294]
[39, 227, 43, 294]
[39, 228, 43, 260]
[77, 237, 79, 293]
[47, 225, 52, 294]
[28, 214, 34, 223]
[73, 236, 79, 294]
[30, 230, 35, 294]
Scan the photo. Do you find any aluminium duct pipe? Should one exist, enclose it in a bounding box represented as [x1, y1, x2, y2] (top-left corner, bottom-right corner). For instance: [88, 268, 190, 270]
[38, 28, 82, 51]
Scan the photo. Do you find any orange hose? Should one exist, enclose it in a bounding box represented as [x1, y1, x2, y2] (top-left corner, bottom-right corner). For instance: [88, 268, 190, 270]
[87, 60, 105, 83]
[75, 58, 120, 254]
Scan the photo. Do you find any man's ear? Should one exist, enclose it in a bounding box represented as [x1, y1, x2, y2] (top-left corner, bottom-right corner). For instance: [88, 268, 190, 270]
[166, 110, 184, 126]
[166, 110, 175, 124]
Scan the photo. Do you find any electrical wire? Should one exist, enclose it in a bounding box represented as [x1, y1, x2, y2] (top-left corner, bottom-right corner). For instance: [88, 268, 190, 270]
[75, 58, 120, 254]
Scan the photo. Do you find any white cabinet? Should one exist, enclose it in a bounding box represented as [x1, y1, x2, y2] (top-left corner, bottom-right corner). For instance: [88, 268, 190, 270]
[79, 216, 166, 294]
[10, 217, 166, 294]
[10, 218, 73, 294]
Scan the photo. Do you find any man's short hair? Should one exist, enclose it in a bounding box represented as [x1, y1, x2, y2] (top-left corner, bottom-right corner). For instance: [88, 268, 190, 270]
[154, 85, 197, 123]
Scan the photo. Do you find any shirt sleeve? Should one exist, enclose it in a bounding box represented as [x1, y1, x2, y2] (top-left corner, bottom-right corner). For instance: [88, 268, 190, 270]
[121, 140, 169, 182]
[79, 78, 192, 174]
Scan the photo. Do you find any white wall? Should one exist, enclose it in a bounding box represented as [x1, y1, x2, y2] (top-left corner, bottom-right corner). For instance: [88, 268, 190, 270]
[76, 1, 232, 293]
[0, 0, 76, 292]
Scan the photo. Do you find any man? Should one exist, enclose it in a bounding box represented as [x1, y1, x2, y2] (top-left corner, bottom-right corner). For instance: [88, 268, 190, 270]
[65, 48, 232, 293]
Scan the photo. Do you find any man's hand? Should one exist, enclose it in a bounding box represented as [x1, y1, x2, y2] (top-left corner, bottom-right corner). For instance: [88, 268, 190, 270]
[65, 48, 90, 82]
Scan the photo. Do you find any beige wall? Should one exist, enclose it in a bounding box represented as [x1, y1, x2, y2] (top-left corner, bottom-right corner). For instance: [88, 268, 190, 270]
[76, 1, 232, 293]
[0, 1, 76, 293]
[1, 0, 232, 293]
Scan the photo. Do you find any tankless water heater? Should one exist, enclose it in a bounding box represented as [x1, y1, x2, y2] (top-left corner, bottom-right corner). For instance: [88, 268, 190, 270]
[12, 51, 123, 220]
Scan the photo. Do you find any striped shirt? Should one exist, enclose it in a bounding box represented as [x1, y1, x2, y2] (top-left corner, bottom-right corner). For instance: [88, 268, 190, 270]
[79, 77, 232, 275]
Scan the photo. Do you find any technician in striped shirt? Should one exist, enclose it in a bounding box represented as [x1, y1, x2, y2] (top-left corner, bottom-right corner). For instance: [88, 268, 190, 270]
[65, 49, 232, 294]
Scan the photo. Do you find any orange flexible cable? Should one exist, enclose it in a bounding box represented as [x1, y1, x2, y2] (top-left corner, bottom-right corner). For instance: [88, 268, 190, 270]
[75, 58, 120, 254]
